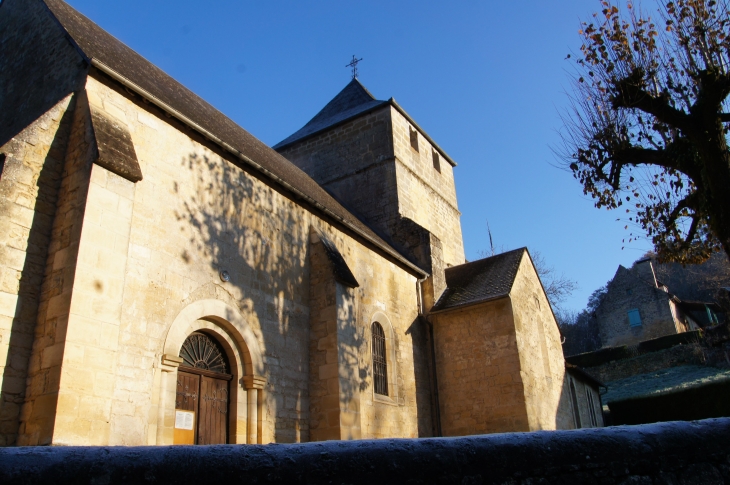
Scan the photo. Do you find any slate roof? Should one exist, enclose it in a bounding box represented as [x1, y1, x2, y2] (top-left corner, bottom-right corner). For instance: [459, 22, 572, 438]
[273, 79, 389, 150]
[319, 234, 360, 289]
[39, 0, 425, 276]
[602, 365, 730, 403]
[272, 79, 457, 167]
[565, 363, 605, 389]
[431, 248, 527, 312]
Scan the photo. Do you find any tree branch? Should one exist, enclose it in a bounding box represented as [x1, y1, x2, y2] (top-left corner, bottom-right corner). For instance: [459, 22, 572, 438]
[694, 71, 730, 113]
[612, 146, 678, 170]
[684, 215, 700, 246]
[611, 71, 693, 132]
[667, 191, 700, 227]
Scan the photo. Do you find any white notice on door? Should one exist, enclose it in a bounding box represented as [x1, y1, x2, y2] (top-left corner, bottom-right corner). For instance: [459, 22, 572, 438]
[175, 410, 194, 430]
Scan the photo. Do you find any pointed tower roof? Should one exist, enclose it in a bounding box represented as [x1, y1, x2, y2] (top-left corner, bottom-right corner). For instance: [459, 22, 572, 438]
[274, 79, 457, 166]
[273, 79, 389, 150]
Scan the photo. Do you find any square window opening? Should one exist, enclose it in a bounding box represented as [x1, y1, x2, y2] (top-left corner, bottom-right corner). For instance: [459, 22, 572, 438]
[432, 149, 441, 173]
[628, 308, 642, 327]
[409, 127, 419, 152]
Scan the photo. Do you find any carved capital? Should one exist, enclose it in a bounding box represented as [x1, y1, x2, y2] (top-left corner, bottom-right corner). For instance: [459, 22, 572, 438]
[160, 353, 183, 372]
[242, 375, 266, 390]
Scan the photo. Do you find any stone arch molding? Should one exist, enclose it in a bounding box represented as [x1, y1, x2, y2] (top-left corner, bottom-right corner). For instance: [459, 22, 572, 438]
[158, 299, 265, 445]
[371, 311, 394, 340]
[164, 299, 264, 378]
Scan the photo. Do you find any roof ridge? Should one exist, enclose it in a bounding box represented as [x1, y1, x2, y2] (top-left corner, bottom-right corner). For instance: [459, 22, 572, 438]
[38, 0, 426, 277]
[432, 248, 527, 313]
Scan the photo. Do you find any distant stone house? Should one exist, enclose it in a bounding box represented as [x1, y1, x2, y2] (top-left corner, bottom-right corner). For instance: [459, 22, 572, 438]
[595, 259, 721, 349]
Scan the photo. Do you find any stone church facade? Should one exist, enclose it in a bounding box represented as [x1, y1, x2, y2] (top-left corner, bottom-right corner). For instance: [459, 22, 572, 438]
[0, 0, 590, 446]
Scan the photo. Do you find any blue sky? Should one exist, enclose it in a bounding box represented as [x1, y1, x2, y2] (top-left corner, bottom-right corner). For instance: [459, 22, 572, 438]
[60, 0, 655, 312]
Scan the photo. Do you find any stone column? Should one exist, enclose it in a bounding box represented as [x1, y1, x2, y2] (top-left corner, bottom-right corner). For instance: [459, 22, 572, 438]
[243, 375, 265, 444]
[157, 354, 182, 445]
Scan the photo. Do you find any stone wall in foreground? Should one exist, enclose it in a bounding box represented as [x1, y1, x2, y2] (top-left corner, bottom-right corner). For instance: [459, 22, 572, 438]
[1, 418, 729, 484]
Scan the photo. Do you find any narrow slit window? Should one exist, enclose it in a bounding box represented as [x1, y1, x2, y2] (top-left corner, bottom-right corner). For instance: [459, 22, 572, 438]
[409, 127, 419, 152]
[570, 379, 581, 428]
[372, 322, 388, 396]
[628, 308, 642, 327]
[432, 149, 441, 173]
[0, 153, 5, 180]
[586, 388, 598, 427]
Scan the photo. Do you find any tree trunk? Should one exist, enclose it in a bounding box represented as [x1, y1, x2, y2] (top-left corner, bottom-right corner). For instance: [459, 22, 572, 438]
[698, 127, 730, 262]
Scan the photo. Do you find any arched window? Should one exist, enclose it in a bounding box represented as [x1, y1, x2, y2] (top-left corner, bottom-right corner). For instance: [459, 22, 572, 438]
[372, 322, 388, 396]
[180, 332, 228, 374]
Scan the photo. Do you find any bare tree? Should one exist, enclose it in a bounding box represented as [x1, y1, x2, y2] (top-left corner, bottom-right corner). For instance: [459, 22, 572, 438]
[561, 0, 730, 264]
[556, 285, 608, 355]
[530, 251, 579, 308]
[648, 250, 730, 300]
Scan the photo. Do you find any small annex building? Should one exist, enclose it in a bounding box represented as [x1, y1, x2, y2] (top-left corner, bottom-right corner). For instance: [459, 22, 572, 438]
[0, 0, 591, 447]
[428, 249, 600, 433]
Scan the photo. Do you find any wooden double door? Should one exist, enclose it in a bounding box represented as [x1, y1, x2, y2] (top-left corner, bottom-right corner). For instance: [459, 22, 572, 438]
[175, 368, 230, 444]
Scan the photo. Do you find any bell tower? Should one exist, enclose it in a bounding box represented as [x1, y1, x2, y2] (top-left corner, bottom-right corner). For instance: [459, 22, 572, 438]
[274, 79, 465, 277]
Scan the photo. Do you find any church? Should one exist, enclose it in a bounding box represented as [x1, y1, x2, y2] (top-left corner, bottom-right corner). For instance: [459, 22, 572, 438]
[0, 0, 601, 446]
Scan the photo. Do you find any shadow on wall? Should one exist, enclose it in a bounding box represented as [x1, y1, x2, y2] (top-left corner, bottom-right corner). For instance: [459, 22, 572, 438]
[0, 106, 75, 445]
[337, 286, 366, 437]
[406, 317, 436, 437]
[174, 152, 310, 443]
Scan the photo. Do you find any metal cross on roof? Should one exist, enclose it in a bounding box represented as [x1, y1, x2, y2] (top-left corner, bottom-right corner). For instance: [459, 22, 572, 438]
[346, 55, 363, 79]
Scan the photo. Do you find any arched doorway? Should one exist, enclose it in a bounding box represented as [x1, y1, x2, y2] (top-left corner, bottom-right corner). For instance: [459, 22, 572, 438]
[174, 332, 231, 444]
[160, 299, 266, 445]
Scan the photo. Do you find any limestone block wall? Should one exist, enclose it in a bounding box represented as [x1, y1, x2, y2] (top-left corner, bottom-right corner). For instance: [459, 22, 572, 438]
[355, 274, 430, 440]
[308, 236, 334, 440]
[0, 96, 75, 446]
[277, 107, 393, 184]
[390, 108, 464, 268]
[0, 0, 87, 147]
[431, 299, 529, 436]
[0, 0, 89, 447]
[75, 75, 314, 446]
[25, 86, 143, 447]
[597, 265, 677, 348]
[277, 107, 398, 234]
[332, 225, 431, 439]
[308, 230, 431, 441]
[510, 254, 573, 431]
[307, 236, 345, 442]
[16, 92, 97, 446]
[50, 163, 134, 446]
[9, 71, 430, 446]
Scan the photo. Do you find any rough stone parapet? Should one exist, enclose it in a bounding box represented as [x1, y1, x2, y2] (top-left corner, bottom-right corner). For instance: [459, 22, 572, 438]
[1, 418, 729, 484]
[579, 342, 706, 384]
